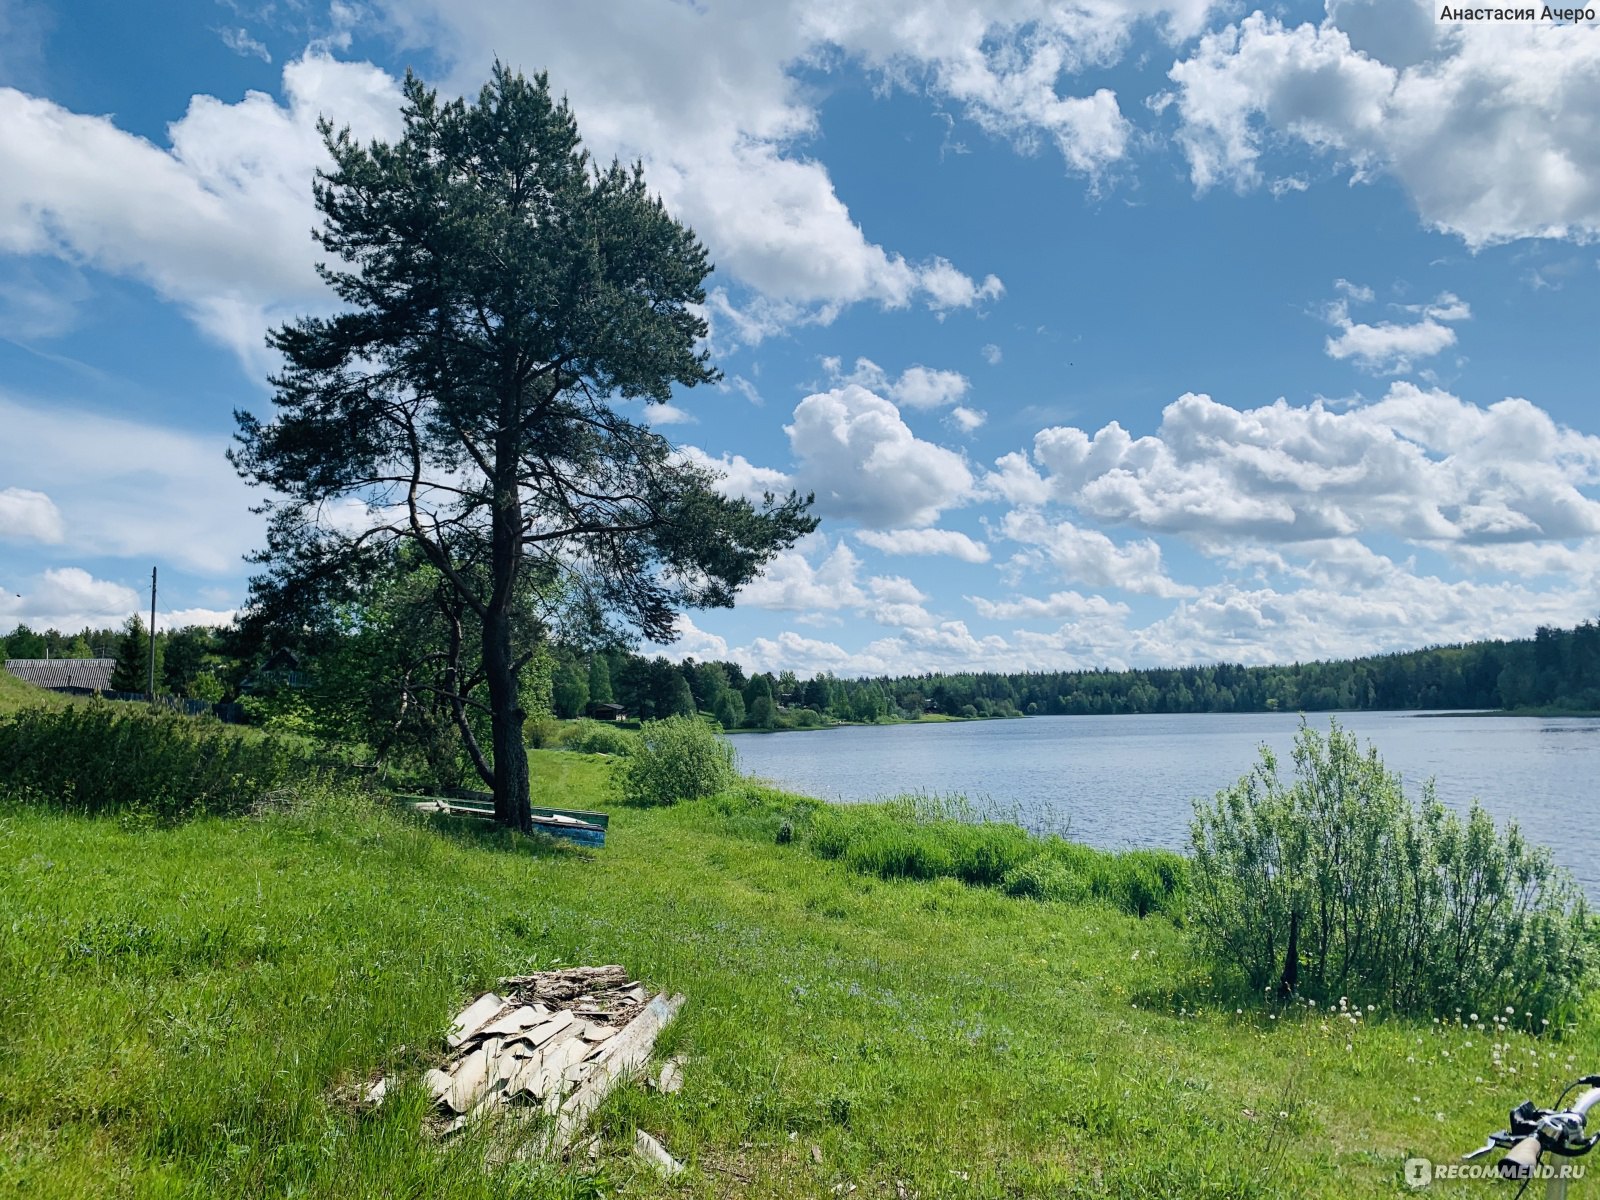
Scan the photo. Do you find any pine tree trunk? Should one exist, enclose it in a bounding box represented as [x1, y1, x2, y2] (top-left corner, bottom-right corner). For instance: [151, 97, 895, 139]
[484, 605, 531, 832]
[486, 421, 532, 833]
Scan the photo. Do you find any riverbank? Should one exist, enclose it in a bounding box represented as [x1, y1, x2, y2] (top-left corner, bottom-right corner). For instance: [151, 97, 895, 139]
[3, 747, 1594, 1198]
[1414, 705, 1600, 718]
[726, 703, 1600, 737]
[723, 710, 1007, 734]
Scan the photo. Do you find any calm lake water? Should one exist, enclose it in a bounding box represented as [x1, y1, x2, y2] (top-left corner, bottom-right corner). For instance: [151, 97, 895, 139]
[731, 711, 1600, 899]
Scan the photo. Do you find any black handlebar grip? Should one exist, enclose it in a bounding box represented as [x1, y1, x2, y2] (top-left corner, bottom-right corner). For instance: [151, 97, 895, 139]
[1499, 1134, 1543, 1179]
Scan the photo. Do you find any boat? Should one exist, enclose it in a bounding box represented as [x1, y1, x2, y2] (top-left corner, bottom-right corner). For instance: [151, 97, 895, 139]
[403, 788, 609, 848]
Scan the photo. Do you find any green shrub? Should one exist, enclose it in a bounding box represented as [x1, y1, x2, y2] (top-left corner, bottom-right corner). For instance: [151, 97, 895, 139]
[0, 702, 309, 819]
[564, 719, 634, 756]
[617, 716, 737, 806]
[524, 716, 565, 749]
[940, 821, 1036, 885]
[1190, 718, 1596, 1020]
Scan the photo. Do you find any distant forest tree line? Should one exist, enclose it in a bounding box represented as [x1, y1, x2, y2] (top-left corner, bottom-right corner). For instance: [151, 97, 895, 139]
[8, 617, 1600, 726]
[544, 619, 1600, 726]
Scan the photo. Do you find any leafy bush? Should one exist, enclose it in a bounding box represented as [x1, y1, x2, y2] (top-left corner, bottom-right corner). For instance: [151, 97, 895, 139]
[524, 717, 565, 749]
[1190, 718, 1597, 1020]
[617, 716, 737, 806]
[1109, 850, 1188, 920]
[0, 702, 309, 819]
[564, 720, 635, 756]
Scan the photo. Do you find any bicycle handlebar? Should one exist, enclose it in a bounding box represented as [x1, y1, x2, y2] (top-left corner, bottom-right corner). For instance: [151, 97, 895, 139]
[1499, 1133, 1544, 1179]
[1575, 1087, 1600, 1121]
[1477, 1080, 1600, 1179]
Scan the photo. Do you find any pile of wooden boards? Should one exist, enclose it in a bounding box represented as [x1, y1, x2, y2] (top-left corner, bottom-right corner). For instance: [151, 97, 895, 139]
[418, 965, 684, 1150]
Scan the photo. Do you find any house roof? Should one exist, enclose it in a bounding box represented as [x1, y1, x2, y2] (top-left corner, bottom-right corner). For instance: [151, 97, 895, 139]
[4, 658, 117, 691]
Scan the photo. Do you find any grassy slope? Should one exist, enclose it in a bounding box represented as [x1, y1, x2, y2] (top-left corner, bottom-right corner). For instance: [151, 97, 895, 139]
[0, 672, 69, 716]
[1, 751, 1594, 1198]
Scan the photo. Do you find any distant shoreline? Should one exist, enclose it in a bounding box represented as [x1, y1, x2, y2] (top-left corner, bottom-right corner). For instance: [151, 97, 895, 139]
[1413, 706, 1600, 719]
[723, 712, 1005, 735]
[723, 705, 1600, 735]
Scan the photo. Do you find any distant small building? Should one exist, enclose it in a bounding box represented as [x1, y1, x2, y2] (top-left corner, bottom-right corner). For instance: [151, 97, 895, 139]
[4, 658, 116, 695]
[241, 648, 311, 694]
[587, 701, 627, 722]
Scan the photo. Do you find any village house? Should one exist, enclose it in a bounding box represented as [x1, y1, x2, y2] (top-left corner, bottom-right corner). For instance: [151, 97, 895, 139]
[3, 658, 116, 695]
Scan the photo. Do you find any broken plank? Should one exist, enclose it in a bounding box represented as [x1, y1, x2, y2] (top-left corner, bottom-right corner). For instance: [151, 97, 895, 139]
[633, 1129, 685, 1177]
[444, 1044, 493, 1114]
[506, 1011, 580, 1055]
[480, 1005, 543, 1038]
[544, 992, 686, 1153]
[656, 1056, 684, 1094]
[447, 993, 506, 1050]
[424, 1068, 454, 1106]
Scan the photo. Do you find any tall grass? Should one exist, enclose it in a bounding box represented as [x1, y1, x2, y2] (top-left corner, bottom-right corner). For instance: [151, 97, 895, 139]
[3, 748, 1598, 1197]
[1001, 842, 1188, 919]
[0, 671, 71, 716]
[0, 702, 310, 819]
[561, 718, 637, 756]
[802, 793, 1188, 919]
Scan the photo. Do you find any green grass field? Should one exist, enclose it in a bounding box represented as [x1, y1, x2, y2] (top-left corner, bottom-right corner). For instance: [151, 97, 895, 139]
[1, 730, 1596, 1197]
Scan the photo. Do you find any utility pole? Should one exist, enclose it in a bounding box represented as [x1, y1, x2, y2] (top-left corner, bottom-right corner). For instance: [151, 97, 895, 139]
[148, 566, 157, 702]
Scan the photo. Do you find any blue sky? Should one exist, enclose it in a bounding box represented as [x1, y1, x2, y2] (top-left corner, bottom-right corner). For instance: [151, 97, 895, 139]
[2, 0, 1599, 675]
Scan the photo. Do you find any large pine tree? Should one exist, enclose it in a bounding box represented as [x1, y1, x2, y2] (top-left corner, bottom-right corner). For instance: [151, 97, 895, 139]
[232, 65, 814, 830]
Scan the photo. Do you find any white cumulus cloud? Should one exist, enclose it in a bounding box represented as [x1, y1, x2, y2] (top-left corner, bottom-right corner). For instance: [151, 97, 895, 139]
[0, 393, 263, 574]
[1167, 6, 1600, 247]
[787, 384, 974, 528]
[949, 406, 987, 433]
[826, 356, 971, 409]
[678, 446, 795, 502]
[0, 53, 404, 366]
[1321, 287, 1470, 374]
[1001, 509, 1195, 597]
[1012, 385, 1600, 547]
[967, 589, 1132, 622]
[0, 487, 64, 543]
[0, 567, 139, 632]
[855, 527, 991, 563]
